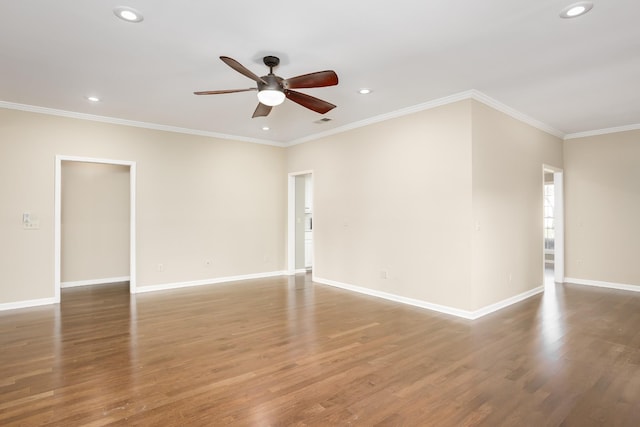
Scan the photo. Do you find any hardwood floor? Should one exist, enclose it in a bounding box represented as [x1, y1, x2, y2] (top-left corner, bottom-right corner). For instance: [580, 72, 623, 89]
[1, 275, 640, 426]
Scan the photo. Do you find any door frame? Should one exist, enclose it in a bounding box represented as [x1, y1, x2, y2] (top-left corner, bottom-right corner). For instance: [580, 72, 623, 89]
[54, 155, 137, 302]
[542, 164, 564, 284]
[287, 170, 313, 275]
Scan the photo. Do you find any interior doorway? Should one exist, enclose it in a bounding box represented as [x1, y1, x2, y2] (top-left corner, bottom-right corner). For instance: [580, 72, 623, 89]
[542, 165, 564, 286]
[288, 171, 313, 274]
[54, 156, 137, 302]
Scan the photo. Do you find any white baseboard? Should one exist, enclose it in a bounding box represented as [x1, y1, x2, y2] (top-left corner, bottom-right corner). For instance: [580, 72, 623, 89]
[0, 297, 57, 312]
[314, 277, 475, 319]
[136, 271, 286, 294]
[313, 276, 543, 320]
[286, 270, 303, 276]
[565, 277, 640, 293]
[61, 276, 130, 288]
[472, 286, 544, 319]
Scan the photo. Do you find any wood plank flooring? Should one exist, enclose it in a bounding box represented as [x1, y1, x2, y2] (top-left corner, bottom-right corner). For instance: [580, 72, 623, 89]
[1, 274, 640, 426]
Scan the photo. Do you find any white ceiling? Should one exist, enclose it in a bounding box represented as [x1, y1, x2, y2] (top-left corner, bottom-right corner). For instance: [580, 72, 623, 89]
[1, 1, 638, 144]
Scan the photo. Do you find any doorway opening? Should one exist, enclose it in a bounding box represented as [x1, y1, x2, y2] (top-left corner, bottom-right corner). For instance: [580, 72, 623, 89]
[54, 156, 137, 302]
[287, 171, 313, 275]
[542, 165, 564, 287]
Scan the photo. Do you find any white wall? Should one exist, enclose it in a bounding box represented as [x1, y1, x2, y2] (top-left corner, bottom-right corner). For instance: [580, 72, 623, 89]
[0, 107, 286, 305]
[0, 98, 587, 313]
[61, 161, 130, 283]
[564, 130, 640, 287]
[287, 100, 474, 310]
[287, 99, 564, 312]
[470, 101, 563, 309]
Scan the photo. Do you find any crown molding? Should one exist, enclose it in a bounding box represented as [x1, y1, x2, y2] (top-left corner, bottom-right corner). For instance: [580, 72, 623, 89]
[0, 100, 284, 147]
[286, 90, 477, 147]
[8, 96, 638, 147]
[286, 90, 566, 147]
[563, 123, 640, 140]
[468, 90, 565, 139]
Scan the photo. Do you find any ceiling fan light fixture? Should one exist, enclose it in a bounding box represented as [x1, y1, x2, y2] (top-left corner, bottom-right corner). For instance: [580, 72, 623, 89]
[257, 89, 285, 107]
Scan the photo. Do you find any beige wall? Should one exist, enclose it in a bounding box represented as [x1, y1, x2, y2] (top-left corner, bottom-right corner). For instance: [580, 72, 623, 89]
[61, 161, 130, 283]
[564, 130, 640, 286]
[288, 100, 474, 310]
[0, 108, 286, 304]
[287, 99, 563, 312]
[470, 101, 563, 309]
[0, 98, 581, 312]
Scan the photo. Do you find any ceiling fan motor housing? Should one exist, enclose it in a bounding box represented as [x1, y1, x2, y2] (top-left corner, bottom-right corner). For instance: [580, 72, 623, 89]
[258, 74, 284, 92]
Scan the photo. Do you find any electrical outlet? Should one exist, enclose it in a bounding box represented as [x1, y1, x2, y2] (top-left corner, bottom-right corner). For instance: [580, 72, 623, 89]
[157, 263, 164, 272]
[22, 212, 39, 229]
[23, 220, 39, 230]
[380, 270, 389, 279]
[205, 260, 212, 267]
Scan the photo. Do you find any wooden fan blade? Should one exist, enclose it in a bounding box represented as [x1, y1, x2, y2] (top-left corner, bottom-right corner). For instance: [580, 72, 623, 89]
[284, 70, 338, 89]
[285, 90, 336, 114]
[220, 56, 267, 84]
[252, 103, 272, 118]
[194, 88, 256, 95]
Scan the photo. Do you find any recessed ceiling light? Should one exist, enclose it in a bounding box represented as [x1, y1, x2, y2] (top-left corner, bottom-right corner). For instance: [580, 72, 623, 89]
[262, 126, 270, 131]
[114, 6, 144, 23]
[560, 2, 593, 18]
[86, 96, 100, 102]
[358, 88, 372, 95]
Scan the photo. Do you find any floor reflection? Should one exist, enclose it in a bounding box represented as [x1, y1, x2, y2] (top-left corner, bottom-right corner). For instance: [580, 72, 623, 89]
[538, 269, 566, 360]
[286, 271, 317, 356]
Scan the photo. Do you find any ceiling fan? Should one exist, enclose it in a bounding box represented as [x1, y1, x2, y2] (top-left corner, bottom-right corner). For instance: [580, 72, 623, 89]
[194, 55, 338, 118]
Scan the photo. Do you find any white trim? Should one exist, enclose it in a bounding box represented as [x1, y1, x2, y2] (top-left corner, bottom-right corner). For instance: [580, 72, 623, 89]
[294, 268, 307, 274]
[54, 155, 135, 166]
[55, 156, 137, 300]
[7, 93, 640, 147]
[314, 277, 475, 319]
[287, 175, 296, 274]
[469, 91, 564, 138]
[471, 286, 544, 319]
[61, 276, 131, 288]
[287, 171, 313, 274]
[0, 101, 283, 147]
[564, 123, 640, 140]
[129, 162, 137, 293]
[314, 276, 543, 320]
[287, 90, 565, 146]
[542, 165, 565, 284]
[287, 91, 475, 146]
[0, 297, 56, 312]
[54, 157, 62, 303]
[135, 271, 286, 294]
[565, 277, 640, 293]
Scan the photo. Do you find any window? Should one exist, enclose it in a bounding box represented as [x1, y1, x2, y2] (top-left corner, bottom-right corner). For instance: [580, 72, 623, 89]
[544, 183, 554, 251]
